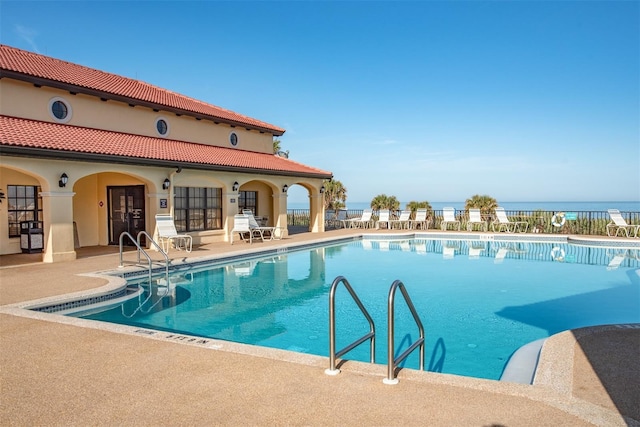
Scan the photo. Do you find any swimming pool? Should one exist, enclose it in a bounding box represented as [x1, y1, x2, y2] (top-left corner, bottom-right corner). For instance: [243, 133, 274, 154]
[74, 237, 640, 381]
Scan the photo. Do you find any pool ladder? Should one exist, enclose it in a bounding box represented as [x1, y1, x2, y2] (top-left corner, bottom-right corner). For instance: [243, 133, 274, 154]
[118, 231, 169, 288]
[325, 276, 425, 384]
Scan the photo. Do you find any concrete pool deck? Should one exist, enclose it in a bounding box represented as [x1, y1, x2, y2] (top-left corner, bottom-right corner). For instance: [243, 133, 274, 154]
[1, 228, 638, 426]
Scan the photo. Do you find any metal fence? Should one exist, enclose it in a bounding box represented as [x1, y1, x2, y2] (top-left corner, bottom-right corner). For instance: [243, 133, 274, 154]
[288, 208, 640, 236]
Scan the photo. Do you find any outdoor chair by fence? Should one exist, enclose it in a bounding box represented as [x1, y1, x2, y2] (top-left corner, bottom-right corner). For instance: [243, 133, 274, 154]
[441, 207, 461, 231]
[491, 207, 528, 233]
[390, 210, 411, 229]
[606, 209, 639, 238]
[155, 214, 192, 252]
[411, 208, 429, 230]
[346, 209, 373, 228]
[376, 210, 391, 229]
[324, 210, 335, 228]
[243, 210, 283, 241]
[333, 209, 349, 228]
[467, 208, 487, 232]
[230, 214, 253, 244]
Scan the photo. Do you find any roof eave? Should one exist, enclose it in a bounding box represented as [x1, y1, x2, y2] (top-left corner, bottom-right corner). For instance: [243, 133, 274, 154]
[0, 146, 333, 180]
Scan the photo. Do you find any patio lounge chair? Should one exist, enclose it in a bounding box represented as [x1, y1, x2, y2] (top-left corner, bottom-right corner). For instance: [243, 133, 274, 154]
[411, 208, 429, 230]
[334, 209, 349, 228]
[491, 207, 528, 233]
[243, 210, 283, 241]
[345, 209, 373, 228]
[376, 210, 391, 229]
[606, 209, 639, 238]
[467, 208, 486, 232]
[324, 209, 335, 228]
[155, 214, 193, 252]
[441, 207, 461, 231]
[230, 214, 253, 244]
[390, 210, 411, 229]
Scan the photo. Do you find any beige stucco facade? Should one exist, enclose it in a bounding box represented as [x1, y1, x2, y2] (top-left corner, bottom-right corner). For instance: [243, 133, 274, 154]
[0, 71, 328, 261]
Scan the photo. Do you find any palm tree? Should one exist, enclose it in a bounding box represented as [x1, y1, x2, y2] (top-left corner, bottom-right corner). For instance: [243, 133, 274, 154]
[323, 180, 347, 210]
[465, 194, 498, 217]
[370, 194, 400, 211]
[273, 138, 289, 157]
[405, 200, 433, 216]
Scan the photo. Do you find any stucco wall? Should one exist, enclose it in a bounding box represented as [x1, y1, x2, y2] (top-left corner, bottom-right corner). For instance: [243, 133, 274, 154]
[0, 79, 275, 153]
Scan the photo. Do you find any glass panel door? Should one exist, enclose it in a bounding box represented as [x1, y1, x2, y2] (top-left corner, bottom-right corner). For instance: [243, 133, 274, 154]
[108, 185, 145, 245]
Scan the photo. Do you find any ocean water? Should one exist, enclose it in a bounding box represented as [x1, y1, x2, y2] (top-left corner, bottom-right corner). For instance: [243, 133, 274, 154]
[288, 201, 640, 212]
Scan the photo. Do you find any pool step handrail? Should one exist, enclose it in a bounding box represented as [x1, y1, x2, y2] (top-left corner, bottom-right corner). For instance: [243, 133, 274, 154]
[118, 231, 172, 318]
[325, 275, 376, 375]
[118, 231, 169, 290]
[137, 230, 170, 287]
[384, 279, 425, 385]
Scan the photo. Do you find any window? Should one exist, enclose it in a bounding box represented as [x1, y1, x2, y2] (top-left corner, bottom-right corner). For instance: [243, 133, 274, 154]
[7, 185, 42, 237]
[52, 101, 68, 119]
[49, 97, 72, 123]
[238, 191, 257, 214]
[156, 118, 169, 136]
[174, 187, 222, 232]
[229, 132, 238, 146]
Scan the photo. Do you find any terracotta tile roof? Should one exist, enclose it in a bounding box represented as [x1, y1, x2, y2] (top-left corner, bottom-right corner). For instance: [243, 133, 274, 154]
[0, 116, 332, 178]
[0, 44, 285, 135]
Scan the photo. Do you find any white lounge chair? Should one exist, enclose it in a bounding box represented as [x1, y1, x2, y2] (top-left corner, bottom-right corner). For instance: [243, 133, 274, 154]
[243, 210, 283, 241]
[346, 209, 373, 228]
[411, 208, 429, 230]
[376, 210, 391, 229]
[441, 207, 461, 231]
[230, 214, 253, 244]
[155, 214, 193, 252]
[467, 208, 486, 232]
[606, 209, 639, 238]
[390, 210, 411, 229]
[324, 209, 335, 228]
[334, 209, 349, 228]
[491, 207, 528, 233]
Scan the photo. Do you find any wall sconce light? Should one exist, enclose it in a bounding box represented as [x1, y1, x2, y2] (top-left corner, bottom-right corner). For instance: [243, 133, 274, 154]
[232, 181, 239, 192]
[320, 185, 325, 194]
[162, 178, 171, 190]
[282, 184, 289, 193]
[58, 173, 68, 188]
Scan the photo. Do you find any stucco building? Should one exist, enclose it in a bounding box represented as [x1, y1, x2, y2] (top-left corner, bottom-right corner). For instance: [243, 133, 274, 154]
[0, 44, 332, 262]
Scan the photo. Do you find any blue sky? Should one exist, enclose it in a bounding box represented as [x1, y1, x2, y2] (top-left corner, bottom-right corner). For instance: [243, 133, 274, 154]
[1, 1, 638, 205]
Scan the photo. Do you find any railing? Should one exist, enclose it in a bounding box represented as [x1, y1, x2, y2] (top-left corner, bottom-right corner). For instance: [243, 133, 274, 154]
[384, 279, 425, 385]
[119, 232, 169, 282]
[325, 276, 376, 376]
[289, 208, 640, 236]
[118, 231, 171, 318]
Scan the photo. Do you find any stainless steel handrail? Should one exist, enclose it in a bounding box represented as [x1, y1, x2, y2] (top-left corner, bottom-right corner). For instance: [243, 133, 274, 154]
[384, 279, 425, 384]
[119, 232, 154, 286]
[325, 275, 375, 375]
[118, 231, 171, 317]
[137, 230, 169, 285]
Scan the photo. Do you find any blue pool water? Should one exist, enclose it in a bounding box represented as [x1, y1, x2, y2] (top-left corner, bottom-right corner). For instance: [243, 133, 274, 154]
[77, 238, 640, 380]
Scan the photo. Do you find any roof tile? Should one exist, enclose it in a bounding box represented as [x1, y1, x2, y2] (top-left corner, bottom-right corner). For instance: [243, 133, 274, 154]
[0, 44, 285, 134]
[0, 116, 331, 178]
